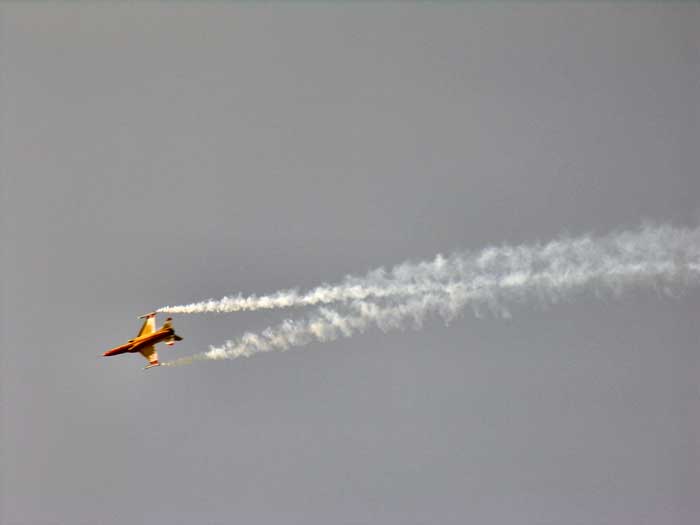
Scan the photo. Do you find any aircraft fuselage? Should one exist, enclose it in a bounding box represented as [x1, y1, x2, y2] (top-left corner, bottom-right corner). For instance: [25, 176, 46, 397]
[104, 327, 175, 357]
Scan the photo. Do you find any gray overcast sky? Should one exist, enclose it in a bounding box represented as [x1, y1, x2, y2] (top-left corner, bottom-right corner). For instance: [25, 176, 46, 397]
[2, 2, 699, 524]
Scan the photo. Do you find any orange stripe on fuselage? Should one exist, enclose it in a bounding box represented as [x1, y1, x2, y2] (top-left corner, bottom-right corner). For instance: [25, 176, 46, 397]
[103, 343, 131, 357]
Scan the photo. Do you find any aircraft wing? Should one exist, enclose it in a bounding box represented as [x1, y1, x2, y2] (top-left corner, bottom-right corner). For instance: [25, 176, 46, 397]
[139, 345, 160, 368]
[136, 314, 156, 338]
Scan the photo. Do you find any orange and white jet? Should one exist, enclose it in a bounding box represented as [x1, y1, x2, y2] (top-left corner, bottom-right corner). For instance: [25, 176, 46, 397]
[103, 312, 183, 369]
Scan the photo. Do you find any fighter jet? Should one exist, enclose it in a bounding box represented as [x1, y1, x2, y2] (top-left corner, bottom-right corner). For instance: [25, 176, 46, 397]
[103, 312, 183, 369]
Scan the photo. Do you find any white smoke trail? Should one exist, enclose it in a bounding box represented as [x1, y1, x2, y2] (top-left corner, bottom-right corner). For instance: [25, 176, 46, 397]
[157, 252, 481, 314]
[159, 224, 698, 314]
[163, 224, 700, 366]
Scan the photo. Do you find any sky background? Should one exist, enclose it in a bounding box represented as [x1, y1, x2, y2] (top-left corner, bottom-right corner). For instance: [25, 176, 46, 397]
[2, 2, 699, 524]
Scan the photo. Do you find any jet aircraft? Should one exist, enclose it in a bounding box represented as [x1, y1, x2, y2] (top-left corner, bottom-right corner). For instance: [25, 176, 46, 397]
[103, 312, 183, 369]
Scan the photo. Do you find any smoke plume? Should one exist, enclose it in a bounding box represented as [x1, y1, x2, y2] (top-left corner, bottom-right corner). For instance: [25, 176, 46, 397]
[163, 224, 700, 366]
